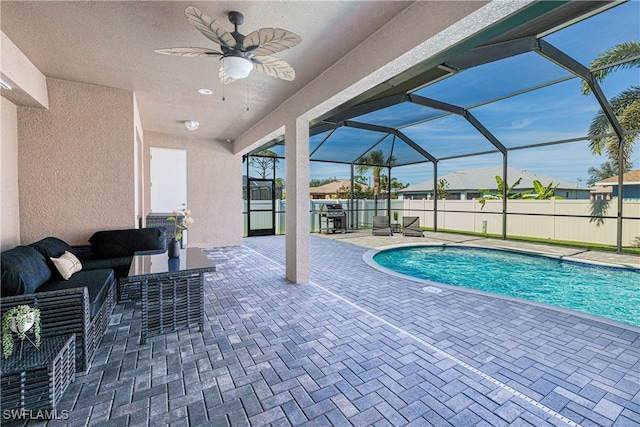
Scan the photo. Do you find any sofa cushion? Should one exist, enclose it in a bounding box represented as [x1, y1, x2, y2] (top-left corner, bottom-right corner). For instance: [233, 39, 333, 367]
[81, 256, 133, 278]
[89, 227, 166, 259]
[1, 246, 53, 297]
[36, 268, 114, 318]
[30, 237, 74, 259]
[50, 251, 83, 280]
[30, 237, 76, 280]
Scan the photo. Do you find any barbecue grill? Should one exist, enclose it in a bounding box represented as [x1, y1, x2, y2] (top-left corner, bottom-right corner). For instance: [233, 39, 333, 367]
[319, 204, 347, 234]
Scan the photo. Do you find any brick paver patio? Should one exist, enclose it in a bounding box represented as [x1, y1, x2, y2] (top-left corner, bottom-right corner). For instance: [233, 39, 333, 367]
[24, 233, 639, 426]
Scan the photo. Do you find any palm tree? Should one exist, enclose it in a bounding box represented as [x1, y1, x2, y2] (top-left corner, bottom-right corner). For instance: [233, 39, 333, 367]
[581, 41, 640, 172]
[587, 161, 617, 186]
[356, 150, 395, 198]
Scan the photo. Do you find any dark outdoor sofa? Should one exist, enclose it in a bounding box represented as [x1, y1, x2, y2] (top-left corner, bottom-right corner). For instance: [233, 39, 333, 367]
[0, 227, 166, 373]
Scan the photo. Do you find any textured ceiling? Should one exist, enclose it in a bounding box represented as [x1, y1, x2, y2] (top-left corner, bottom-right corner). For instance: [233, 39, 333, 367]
[1, 1, 414, 143]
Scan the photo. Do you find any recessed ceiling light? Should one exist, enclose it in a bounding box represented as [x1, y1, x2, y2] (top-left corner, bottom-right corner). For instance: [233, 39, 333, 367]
[198, 88, 212, 95]
[184, 120, 199, 131]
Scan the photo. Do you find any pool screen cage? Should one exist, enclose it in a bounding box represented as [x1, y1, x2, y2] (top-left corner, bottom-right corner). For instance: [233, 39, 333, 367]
[245, 1, 639, 253]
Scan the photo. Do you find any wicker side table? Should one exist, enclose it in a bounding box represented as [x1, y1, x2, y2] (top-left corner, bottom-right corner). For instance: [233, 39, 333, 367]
[0, 334, 75, 413]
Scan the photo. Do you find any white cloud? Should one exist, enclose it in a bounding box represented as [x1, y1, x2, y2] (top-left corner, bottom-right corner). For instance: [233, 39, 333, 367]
[509, 117, 536, 129]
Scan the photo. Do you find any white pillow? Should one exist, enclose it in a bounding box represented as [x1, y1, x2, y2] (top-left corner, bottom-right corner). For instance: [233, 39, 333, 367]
[51, 251, 82, 280]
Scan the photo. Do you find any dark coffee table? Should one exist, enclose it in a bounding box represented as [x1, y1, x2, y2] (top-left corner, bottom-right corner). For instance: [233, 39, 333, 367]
[118, 248, 215, 344]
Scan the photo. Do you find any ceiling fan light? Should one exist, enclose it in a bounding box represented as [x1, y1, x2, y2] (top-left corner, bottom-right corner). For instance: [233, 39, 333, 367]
[223, 56, 253, 79]
[184, 120, 199, 131]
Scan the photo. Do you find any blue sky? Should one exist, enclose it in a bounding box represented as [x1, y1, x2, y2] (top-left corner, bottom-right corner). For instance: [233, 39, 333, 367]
[252, 1, 639, 189]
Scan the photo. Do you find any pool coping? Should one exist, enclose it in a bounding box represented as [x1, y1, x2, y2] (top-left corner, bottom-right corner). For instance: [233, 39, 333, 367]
[362, 242, 640, 334]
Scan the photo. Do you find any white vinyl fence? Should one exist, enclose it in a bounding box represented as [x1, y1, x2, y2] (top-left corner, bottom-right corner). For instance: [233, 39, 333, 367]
[404, 198, 640, 247]
[243, 198, 640, 247]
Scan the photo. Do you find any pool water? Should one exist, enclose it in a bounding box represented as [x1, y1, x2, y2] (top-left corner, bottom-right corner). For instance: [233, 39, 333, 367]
[373, 246, 640, 327]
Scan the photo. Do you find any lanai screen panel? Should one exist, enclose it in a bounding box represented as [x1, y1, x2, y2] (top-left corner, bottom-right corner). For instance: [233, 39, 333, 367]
[354, 134, 394, 164]
[508, 139, 599, 183]
[353, 134, 431, 167]
[471, 78, 604, 148]
[310, 130, 332, 154]
[352, 102, 443, 128]
[265, 1, 636, 169]
[413, 52, 572, 109]
[310, 127, 388, 164]
[544, 1, 638, 64]
[401, 114, 498, 159]
[263, 143, 285, 158]
[387, 137, 435, 166]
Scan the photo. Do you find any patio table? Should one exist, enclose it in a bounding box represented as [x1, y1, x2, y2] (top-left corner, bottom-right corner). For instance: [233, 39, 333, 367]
[118, 248, 215, 344]
[0, 334, 75, 414]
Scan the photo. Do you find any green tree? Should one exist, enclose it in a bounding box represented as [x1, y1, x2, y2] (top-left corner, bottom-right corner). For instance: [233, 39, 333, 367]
[477, 176, 525, 207]
[478, 176, 563, 207]
[275, 177, 285, 200]
[436, 178, 449, 200]
[524, 180, 563, 200]
[310, 177, 341, 187]
[587, 161, 617, 186]
[249, 150, 279, 178]
[356, 150, 395, 198]
[581, 41, 640, 172]
[380, 175, 409, 199]
[336, 182, 369, 199]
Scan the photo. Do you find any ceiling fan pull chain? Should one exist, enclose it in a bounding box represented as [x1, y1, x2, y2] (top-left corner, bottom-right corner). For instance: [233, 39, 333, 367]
[246, 80, 250, 111]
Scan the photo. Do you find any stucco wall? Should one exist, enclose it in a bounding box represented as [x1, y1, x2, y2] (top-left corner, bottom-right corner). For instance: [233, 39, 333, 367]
[144, 132, 242, 248]
[1, 97, 20, 249]
[17, 78, 136, 245]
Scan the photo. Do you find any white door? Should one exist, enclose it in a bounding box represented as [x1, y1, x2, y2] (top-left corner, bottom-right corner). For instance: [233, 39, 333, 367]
[150, 148, 188, 243]
[150, 148, 187, 213]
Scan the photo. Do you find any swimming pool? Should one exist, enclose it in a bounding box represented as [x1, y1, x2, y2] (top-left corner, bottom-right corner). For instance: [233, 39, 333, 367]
[372, 245, 640, 327]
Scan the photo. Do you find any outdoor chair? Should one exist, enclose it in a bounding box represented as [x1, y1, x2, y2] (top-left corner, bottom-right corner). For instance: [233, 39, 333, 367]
[402, 216, 424, 237]
[372, 216, 393, 236]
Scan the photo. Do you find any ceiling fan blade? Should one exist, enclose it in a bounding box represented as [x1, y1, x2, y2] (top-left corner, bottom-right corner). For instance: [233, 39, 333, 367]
[218, 64, 237, 85]
[244, 28, 301, 56]
[155, 47, 221, 57]
[185, 6, 235, 48]
[252, 55, 296, 81]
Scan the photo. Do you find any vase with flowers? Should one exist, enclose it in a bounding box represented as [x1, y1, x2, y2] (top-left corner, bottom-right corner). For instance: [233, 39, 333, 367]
[167, 209, 194, 258]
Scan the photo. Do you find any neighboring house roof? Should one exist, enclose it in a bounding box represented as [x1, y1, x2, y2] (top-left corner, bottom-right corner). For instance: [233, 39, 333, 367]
[590, 185, 612, 193]
[593, 169, 640, 186]
[399, 166, 586, 194]
[310, 180, 370, 194]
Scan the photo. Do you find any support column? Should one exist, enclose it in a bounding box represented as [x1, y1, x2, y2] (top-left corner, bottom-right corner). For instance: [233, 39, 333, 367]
[433, 162, 438, 232]
[285, 118, 310, 283]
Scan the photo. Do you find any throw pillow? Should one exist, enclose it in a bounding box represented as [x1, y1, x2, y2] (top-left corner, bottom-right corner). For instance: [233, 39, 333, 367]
[1, 246, 53, 296]
[30, 237, 76, 280]
[50, 251, 83, 280]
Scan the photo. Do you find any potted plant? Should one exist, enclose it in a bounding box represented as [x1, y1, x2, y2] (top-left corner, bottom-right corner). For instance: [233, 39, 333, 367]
[167, 209, 195, 258]
[2, 305, 41, 359]
[393, 211, 399, 224]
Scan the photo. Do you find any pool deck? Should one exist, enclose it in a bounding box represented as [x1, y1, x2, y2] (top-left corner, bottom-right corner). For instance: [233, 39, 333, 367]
[42, 232, 638, 426]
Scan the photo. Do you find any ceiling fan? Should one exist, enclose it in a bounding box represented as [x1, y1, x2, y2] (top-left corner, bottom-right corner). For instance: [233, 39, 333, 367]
[156, 6, 301, 84]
